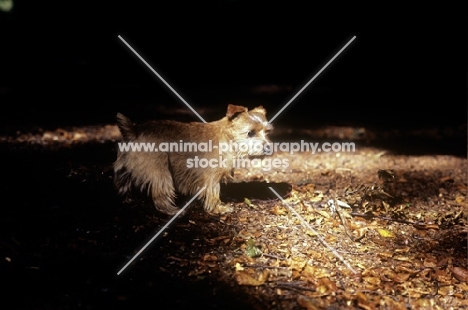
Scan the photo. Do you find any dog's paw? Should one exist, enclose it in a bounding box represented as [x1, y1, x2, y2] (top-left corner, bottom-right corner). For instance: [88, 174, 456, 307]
[155, 204, 184, 216]
[210, 202, 234, 214]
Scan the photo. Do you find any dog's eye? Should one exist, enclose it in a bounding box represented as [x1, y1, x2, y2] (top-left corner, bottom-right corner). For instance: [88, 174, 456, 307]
[247, 130, 256, 138]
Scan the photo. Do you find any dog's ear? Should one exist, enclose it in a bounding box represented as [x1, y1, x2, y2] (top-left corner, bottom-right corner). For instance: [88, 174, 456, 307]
[250, 106, 266, 116]
[226, 104, 248, 120]
[116, 113, 136, 140]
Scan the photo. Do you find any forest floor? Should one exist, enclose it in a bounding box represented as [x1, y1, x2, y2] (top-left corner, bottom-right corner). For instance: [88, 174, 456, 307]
[1, 115, 467, 310]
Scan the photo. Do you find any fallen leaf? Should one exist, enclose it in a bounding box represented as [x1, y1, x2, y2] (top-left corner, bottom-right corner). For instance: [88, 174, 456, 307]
[234, 270, 269, 286]
[245, 237, 262, 258]
[271, 204, 287, 215]
[234, 262, 244, 271]
[451, 266, 468, 282]
[203, 254, 217, 262]
[244, 197, 256, 208]
[356, 291, 376, 310]
[377, 228, 394, 238]
[363, 276, 381, 285]
[297, 295, 324, 310]
[438, 285, 454, 296]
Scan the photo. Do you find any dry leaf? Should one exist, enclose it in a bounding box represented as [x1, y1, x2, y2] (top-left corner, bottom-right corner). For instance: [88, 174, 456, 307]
[393, 272, 411, 283]
[438, 285, 454, 296]
[245, 237, 262, 258]
[234, 262, 244, 271]
[451, 266, 468, 282]
[234, 270, 269, 286]
[356, 291, 376, 310]
[319, 277, 337, 292]
[244, 197, 256, 208]
[203, 254, 217, 262]
[363, 276, 381, 285]
[271, 204, 287, 215]
[297, 295, 324, 310]
[377, 228, 394, 238]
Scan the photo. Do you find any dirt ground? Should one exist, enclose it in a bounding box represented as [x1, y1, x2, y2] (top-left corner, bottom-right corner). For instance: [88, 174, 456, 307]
[1, 118, 467, 309]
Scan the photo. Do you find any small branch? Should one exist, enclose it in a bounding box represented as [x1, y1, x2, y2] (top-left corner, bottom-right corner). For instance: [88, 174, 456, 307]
[350, 212, 432, 228]
[245, 264, 290, 269]
[276, 283, 316, 292]
[262, 253, 287, 260]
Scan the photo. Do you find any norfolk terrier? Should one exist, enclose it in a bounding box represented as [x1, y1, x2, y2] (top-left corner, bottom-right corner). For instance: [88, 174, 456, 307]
[114, 104, 273, 215]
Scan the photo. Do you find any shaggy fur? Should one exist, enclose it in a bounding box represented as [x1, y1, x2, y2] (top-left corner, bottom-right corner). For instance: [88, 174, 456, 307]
[114, 104, 273, 215]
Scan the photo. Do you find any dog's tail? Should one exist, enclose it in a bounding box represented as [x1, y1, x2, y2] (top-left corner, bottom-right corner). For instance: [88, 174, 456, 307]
[116, 113, 136, 140]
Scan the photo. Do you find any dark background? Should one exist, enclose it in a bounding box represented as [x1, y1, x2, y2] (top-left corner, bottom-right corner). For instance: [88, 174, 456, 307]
[1, 1, 466, 134]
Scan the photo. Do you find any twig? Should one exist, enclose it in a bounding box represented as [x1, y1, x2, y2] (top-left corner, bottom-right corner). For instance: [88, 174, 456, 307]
[329, 191, 363, 242]
[245, 264, 290, 269]
[276, 283, 316, 292]
[262, 253, 287, 260]
[350, 212, 425, 226]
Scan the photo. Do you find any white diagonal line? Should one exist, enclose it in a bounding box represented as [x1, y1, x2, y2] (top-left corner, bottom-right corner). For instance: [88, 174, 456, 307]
[269, 36, 356, 123]
[117, 187, 206, 275]
[269, 187, 357, 274]
[118, 35, 207, 123]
